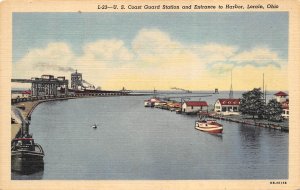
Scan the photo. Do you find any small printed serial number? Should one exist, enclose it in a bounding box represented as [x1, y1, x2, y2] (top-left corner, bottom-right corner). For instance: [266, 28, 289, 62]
[270, 181, 287, 184]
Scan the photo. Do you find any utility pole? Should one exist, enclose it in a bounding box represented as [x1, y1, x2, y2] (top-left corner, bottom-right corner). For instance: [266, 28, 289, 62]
[229, 70, 233, 99]
[263, 73, 265, 104]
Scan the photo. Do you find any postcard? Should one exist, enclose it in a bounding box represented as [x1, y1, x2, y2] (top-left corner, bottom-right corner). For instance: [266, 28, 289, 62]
[0, 0, 299, 189]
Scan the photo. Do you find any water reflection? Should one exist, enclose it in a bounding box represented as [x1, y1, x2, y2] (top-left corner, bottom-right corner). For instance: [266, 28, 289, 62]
[208, 133, 223, 141]
[12, 170, 44, 180]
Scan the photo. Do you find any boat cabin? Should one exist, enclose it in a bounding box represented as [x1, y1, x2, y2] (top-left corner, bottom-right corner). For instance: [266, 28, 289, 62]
[11, 138, 35, 151]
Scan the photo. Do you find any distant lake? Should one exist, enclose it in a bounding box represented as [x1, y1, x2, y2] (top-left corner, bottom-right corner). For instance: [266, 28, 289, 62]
[12, 91, 288, 180]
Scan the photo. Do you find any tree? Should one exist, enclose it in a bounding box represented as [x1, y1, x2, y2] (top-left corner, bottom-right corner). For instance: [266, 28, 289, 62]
[265, 99, 283, 122]
[239, 88, 265, 119]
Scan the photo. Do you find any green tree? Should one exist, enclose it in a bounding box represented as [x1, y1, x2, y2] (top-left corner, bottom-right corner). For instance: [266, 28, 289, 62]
[239, 88, 265, 119]
[265, 99, 283, 122]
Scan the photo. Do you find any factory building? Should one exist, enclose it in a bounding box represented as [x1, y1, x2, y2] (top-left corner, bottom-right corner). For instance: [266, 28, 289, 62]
[71, 70, 83, 90]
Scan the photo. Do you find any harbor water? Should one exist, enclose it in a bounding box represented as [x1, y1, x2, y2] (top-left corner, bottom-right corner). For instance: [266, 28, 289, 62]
[12, 92, 288, 180]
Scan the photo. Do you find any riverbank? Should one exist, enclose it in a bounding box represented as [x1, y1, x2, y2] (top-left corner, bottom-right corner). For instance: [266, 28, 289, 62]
[10, 94, 148, 140]
[201, 112, 289, 131]
[148, 103, 289, 132]
[11, 101, 39, 140]
[11, 97, 72, 140]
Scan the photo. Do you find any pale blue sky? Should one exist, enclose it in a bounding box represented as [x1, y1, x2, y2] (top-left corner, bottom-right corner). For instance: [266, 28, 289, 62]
[13, 12, 288, 63]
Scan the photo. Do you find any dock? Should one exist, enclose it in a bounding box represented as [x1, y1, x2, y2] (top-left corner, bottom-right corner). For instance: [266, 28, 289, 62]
[144, 99, 289, 132]
[199, 112, 288, 131]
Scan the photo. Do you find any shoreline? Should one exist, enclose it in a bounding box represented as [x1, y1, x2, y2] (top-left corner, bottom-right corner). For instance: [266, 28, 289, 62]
[10, 94, 148, 140]
[11, 97, 75, 140]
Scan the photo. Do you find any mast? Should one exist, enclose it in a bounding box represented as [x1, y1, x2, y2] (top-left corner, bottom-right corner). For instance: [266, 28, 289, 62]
[265, 85, 267, 104]
[262, 73, 266, 104]
[229, 70, 233, 99]
[263, 73, 264, 95]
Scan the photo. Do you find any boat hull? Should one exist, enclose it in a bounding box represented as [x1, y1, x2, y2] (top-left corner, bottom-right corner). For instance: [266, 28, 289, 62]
[11, 150, 44, 174]
[195, 121, 223, 134]
[195, 126, 223, 133]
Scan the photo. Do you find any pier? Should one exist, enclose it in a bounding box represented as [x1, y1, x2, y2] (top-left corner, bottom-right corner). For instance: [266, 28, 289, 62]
[199, 112, 289, 132]
[144, 98, 289, 132]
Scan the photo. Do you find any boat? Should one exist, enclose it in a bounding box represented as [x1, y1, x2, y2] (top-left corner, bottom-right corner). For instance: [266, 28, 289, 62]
[91, 124, 97, 129]
[144, 97, 160, 107]
[195, 119, 223, 133]
[11, 107, 45, 174]
[144, 100, 152, 107]
[11, 135, 45, 173]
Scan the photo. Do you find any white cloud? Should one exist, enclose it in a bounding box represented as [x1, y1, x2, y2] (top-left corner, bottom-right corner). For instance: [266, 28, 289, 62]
[82, 39, 133, 64]
[192, 43, 238, 63]
[13, 29, 288, 90]
[132, 28, 182, 57]
[230, 47, 284, 67]
[13, 42, 75, 79]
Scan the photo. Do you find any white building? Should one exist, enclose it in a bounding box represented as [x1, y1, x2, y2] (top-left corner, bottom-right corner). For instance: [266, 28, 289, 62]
[274, 91, 289, 119]
[274, 91, 288, 103]
[214, 99, 240, 115]
[281, 100, 289, 119]
[11, 90, 31, 99]
[182, 101, 208, 113]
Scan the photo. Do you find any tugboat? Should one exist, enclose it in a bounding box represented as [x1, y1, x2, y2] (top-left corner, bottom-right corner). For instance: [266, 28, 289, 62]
[11, 109, 44, 174]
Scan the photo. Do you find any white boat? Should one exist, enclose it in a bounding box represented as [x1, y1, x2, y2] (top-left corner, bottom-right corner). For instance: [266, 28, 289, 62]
[144, 98, 160, 107]
[144, 100, 152, 107]
[195, 120, 223, 133]
[91, 124, 97, 129]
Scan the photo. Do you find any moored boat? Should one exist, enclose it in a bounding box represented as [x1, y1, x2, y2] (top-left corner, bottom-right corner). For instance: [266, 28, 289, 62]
[144, 100, 152, 107]
[11, 107, 45, 174]
[144, 97, 160, 107]
[195, 119, 223, 133]
[11, 136, 45, 173]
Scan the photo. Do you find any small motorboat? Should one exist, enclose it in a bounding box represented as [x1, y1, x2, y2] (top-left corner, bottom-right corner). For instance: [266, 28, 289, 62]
[144, 100, 152, 107]
[195, 119, 223, 134]
[91, 124, 97, 129]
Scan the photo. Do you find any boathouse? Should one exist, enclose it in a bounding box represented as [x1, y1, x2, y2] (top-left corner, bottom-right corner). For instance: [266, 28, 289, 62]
[214, 98, 240, 115]
[182, 101, 208, 113]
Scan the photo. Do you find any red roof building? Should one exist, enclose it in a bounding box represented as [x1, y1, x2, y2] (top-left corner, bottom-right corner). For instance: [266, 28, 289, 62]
[218, 99, 240, 106]
[274, 91, 288, 97]
[274, 91, 288, 103]
[214, 99, 241, 115]
[182, 101, 208, 113]
[22, 90, 31, 95]
[185, 101, 208, 107]
[281, 99, 289, 119]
